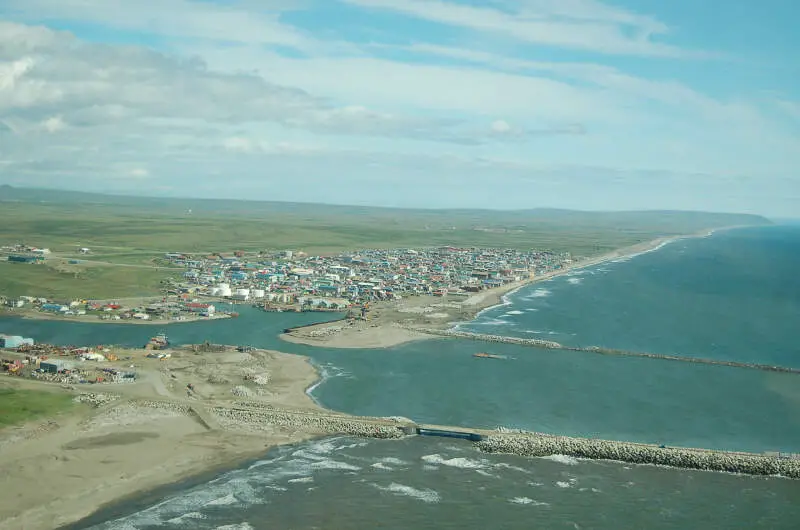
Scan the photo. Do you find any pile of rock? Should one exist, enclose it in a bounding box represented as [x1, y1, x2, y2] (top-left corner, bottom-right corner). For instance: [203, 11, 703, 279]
[73, 393, 120, 408]
[476, 433, 800, 478]
[308, 326, 343, 337]
[212, 407, 404, 439]
[132, 400, 191, 414]
[411, 327, 563, 349]
[231, 385, 252, 397]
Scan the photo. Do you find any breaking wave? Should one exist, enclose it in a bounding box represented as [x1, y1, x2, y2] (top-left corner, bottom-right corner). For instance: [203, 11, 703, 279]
[373, 482, 441, 503]
[541, 454, 580, 465]
[421, 454, 487, 469]
[509, 497, 550, 506]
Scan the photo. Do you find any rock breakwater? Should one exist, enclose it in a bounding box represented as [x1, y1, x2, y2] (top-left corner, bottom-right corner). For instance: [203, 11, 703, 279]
[211, 406, 405, 439]
[411, 327, 800, 375]
[477, 433, 800, 478]
[411, 327, 563, 348]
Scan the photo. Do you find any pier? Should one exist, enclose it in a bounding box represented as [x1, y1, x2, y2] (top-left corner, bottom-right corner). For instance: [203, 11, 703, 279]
[411, 327, 800, 375]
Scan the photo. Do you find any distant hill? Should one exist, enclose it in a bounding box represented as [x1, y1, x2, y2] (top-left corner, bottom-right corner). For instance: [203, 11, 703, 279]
[0, 185, 771, 230]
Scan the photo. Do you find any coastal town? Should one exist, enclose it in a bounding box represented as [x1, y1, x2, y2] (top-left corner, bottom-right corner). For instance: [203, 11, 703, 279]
[2, 243, 574, 321]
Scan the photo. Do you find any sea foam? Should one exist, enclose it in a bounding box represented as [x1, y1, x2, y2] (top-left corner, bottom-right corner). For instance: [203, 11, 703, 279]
[541, 454, 580, 465]
[421, 454, 486, 469]
[374, 483, 441, 503]
[509, 497, 550, 506]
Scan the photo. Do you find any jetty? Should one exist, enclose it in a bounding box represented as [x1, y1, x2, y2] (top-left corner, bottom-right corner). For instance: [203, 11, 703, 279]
[197, 402, 800, 479]
[410, 327, 800, 375]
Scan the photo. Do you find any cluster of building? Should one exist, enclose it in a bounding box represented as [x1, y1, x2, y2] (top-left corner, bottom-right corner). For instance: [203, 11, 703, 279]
[1, 244, 51, 264]
[1, 295, 222, 322]
[164, 246, 573, 306]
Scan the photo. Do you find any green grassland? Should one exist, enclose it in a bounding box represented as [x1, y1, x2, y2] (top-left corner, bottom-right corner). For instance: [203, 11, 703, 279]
[0, 387, 75, 428]
[0, 261, 178, 300]
[0, 186, 771, 298]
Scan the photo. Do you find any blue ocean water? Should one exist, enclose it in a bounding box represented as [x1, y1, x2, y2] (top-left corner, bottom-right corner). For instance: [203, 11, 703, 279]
[5, 225, 800, 529]
[462, 225, 800, 367]
[71, 436, 800, 530]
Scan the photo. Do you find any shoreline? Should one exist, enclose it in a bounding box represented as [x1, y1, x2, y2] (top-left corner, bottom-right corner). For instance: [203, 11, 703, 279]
[0, 309, 233, 326]
[280, 226, 731, 350]
[0, 347, 327, 530]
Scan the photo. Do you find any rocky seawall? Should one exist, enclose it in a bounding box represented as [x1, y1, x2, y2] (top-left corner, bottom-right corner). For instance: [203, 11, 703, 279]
[477, 433, 800, 478]
[411, 327, 563, 349]
[210, 406, 405, 439]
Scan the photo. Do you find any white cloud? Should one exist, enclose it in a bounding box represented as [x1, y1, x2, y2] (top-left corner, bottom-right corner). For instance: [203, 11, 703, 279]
[129, 168, 150, 178]
[2, 0, 318, 51]
[342, 0, 696, 57]
[41, 115, 65, 132]
[223, 137, 256, 154]
[491, 120, 512, 133]
[0, 22, 508, 144]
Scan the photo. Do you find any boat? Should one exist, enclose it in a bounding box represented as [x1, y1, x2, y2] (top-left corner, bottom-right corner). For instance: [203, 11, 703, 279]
[145, 331, 169, 350]
[473, 352, 507, 360]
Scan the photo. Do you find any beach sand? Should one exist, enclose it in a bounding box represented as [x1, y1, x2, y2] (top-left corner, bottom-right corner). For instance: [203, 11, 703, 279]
[0, 347, 322, 530]
[279, 229, 721, 350]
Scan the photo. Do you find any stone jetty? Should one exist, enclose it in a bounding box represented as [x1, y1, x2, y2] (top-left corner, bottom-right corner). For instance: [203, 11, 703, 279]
[410, 327, 800, 375]
[114, 399, 798, 479]
[476, 433, 800, 478]
[411, 327, 563, 349]
[210, 405, 405, 439]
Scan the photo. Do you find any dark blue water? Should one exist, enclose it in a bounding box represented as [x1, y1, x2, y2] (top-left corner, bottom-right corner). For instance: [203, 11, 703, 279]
[463, 225, 800, 367]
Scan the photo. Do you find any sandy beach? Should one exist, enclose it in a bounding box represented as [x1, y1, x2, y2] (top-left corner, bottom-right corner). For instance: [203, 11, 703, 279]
[0, 347, 324, 530]
[279, 228, 722, 349]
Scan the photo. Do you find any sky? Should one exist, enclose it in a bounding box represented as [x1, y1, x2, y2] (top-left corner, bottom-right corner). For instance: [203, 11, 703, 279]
[0, 0, 798, 215]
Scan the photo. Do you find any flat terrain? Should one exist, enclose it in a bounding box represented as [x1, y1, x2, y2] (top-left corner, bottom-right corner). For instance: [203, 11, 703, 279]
[0, 260, 178, 299]
[0, 186, 770, 298]
[0, 387, 75, 428]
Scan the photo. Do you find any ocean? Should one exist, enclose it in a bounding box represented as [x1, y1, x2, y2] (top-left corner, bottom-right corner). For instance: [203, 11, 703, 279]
[70, 436, 800, 530]
[4, 225, 800, 528]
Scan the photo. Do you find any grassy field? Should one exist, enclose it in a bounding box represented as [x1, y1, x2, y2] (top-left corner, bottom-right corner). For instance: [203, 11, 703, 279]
[0, 186, 770, 298]
[0, 260, 178, 299]
[0, 387, 75, 428]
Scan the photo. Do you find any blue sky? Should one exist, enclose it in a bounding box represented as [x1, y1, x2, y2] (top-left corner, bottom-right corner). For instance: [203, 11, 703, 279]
[0, 0, 797, 215]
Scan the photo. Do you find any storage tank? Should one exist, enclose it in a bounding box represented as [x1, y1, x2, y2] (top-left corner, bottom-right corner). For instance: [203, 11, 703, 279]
[252, 289, 265, 299]
[218, 286, 232, 297]
[209, 287, 221, 296]
[235, 288, 250, 297]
